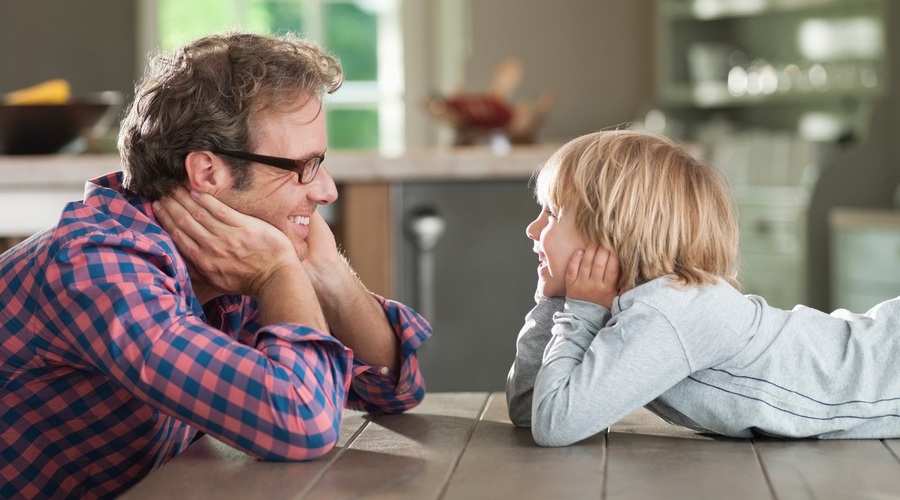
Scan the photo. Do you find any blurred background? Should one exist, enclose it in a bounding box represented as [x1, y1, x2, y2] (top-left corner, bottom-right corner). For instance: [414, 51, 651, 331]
[2, 0, 898, 390]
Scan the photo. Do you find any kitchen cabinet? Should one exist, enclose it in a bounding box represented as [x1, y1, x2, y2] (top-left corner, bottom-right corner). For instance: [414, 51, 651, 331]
[829, 207, 900, 312]
[653, 0, 887, 308]
[656, 0, 886, 116]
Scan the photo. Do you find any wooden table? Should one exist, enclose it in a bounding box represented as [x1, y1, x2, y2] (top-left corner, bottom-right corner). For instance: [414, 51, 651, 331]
[120, 392, 900, 499]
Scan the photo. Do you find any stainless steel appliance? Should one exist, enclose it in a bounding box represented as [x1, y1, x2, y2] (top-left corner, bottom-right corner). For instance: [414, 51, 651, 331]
[394, 179, 538, 391]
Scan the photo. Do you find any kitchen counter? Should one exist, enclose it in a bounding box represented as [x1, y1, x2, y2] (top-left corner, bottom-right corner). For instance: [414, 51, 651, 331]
[0, 144, 557, 187]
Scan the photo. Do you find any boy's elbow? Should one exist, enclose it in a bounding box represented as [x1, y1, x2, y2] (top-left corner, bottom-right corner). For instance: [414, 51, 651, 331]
[530, 404, 584, 447]
[506, 397, 533, 427]
[531, 425, 579, 448]
[509, 413, 531, 428]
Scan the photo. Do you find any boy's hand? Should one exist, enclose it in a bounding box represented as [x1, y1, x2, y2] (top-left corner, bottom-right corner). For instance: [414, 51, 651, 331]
[565, 244, 620, 309]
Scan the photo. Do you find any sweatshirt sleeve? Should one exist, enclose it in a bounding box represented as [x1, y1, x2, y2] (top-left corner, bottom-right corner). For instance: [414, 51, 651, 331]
[531, 298, 692, 447]
[506, 297, 564, 426]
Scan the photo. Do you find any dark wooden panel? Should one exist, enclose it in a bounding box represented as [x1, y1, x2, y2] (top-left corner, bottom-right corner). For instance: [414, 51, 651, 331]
[339, 182, 394, 297]
[443, 393, 606, 499]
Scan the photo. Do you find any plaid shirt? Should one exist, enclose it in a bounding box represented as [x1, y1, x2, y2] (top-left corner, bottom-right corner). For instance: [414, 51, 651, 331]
[0, 172, 432, 499]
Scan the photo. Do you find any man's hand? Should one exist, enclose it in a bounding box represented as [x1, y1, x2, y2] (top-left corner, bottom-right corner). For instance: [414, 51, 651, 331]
[154, 186, 327, 330]
[301, 210, 344, 284]
[153, 186, 300, 298]
[296, 208, 400, 370]
[565, 245, 620, 309]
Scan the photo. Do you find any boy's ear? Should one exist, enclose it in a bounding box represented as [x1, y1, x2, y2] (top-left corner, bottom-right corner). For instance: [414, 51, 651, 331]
[184, 151, 232, 194]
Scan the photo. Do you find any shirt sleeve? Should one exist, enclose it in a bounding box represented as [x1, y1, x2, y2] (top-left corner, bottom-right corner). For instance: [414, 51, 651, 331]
[344, 295, 432, 414]
[37, 231, 353, 461]
[531, 298, 692, 447]
[217, 288, 432, 415]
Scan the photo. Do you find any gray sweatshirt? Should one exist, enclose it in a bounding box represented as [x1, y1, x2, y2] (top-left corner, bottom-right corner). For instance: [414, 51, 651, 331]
[507, 277, 900, 446]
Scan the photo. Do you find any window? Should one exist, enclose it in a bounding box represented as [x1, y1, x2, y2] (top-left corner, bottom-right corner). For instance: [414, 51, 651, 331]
[144, 0, 404, 153]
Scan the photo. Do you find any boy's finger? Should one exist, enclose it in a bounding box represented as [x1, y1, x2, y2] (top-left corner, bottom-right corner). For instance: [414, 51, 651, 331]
[580, 246, 596, 279]
[566, 249, 585, 284]
[604, 250, 620, 285]
[591, 247, 610, 275]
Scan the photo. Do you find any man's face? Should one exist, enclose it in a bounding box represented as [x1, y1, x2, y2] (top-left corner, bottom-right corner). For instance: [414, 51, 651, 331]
[216, 97, 337, 261]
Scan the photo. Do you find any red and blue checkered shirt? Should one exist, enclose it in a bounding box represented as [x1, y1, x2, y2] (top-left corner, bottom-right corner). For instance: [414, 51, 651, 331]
[0, 172, 432, 499]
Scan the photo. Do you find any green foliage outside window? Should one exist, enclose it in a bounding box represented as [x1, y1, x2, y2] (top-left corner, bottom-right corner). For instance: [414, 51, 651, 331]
[157, 0, 380, 150]
[327, 108, 379, 150]
[323, 3, 377, 81]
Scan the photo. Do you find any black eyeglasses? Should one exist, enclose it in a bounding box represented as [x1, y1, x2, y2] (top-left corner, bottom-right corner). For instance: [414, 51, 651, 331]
[216, 149, 325, 184]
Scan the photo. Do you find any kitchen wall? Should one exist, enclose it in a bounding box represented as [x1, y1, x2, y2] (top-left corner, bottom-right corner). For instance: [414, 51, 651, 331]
[0, 1, 137, 101]
[464, 0, 656, 143]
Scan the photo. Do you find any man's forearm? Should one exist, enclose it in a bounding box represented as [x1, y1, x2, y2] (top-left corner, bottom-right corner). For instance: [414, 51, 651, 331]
[312, 260, 400, 370]
[256, 261, 328, 332]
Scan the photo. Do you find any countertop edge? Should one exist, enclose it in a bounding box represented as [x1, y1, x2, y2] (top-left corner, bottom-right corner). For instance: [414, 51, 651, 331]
[0, 145, 559, 187]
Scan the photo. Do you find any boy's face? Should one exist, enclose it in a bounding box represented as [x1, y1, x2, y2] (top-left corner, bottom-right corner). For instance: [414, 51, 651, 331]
[526, 201, 587, 298]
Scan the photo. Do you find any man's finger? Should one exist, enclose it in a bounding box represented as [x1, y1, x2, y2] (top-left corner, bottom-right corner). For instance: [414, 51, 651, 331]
[188, 189, 246, 228]
[156, 189, 216, 241]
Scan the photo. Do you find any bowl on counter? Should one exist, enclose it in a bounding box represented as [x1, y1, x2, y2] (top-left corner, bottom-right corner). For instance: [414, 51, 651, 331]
[0, 91, 123, 155]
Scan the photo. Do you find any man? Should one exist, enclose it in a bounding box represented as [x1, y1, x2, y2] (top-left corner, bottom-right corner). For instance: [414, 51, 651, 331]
[0, 32, 431, 499]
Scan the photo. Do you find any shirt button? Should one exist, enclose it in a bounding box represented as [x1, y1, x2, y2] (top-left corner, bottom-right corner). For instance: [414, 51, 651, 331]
[379, 366, 389, 375]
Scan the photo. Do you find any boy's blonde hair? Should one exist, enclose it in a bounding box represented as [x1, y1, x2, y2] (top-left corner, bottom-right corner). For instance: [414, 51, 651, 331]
[534, 129, 740, 290]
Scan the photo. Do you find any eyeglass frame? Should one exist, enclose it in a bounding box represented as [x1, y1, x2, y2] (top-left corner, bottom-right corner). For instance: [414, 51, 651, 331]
[215, 149, 326, 184]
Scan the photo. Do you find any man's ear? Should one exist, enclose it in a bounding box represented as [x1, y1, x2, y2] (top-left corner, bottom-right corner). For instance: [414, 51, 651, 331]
[184, 151, 232, 194]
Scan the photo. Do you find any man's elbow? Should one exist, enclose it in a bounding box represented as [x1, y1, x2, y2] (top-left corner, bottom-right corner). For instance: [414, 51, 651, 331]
[263, 414, 342, 461]
[267, 426, 340, 462]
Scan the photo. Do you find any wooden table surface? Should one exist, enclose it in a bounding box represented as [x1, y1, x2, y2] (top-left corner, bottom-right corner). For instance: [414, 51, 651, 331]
[120, 392, 900, 499]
